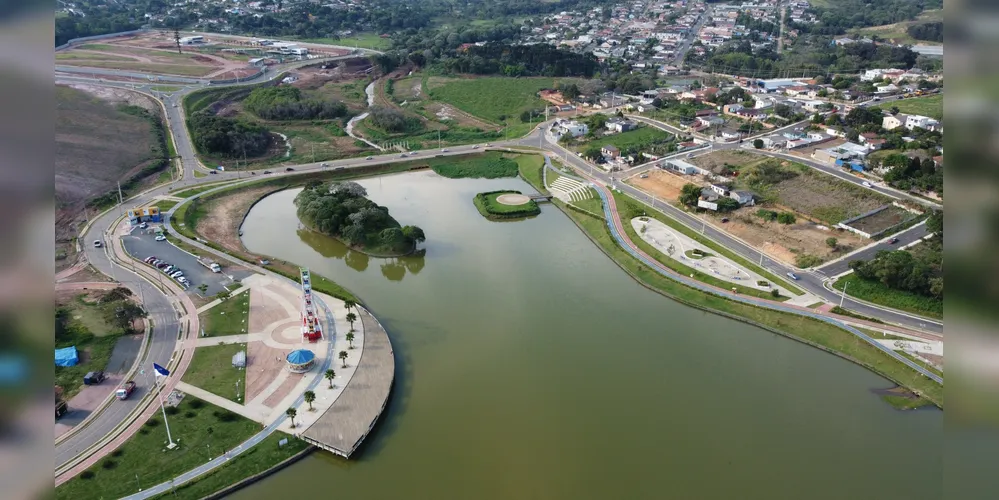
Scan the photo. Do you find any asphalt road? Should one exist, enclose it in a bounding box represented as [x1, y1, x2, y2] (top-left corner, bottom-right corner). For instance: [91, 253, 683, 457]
[814, 222, 929, 277]
[55, 208, 182, 470]
[121, 230, 248, 297]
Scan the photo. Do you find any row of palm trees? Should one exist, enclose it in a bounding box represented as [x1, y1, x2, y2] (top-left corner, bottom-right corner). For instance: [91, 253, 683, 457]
[286, 298, 362, 428]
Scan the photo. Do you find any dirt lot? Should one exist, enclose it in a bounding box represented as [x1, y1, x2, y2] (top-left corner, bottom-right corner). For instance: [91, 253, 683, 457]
[843, 205, 913, 236]
[628, 169, 701, 202]
[423, 101, 498, 130]
[717, 206, 867, 266]
[195, 186, 280, 254]
[690, 150, 760, 173]
[770, 169, 890, 225]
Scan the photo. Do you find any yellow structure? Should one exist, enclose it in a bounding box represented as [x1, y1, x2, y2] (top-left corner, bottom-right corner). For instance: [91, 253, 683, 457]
[127, 206, 161, 223]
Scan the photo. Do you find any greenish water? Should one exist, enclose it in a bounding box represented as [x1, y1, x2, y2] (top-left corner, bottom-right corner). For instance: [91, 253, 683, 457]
[238, 170, 941, 499]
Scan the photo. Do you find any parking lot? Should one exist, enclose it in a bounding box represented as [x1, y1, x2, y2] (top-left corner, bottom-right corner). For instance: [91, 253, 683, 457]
[121, 228, 252, 297]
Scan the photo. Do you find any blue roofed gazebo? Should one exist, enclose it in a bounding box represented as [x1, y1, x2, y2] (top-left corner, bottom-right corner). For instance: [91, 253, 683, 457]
[286, 349, 316, 373]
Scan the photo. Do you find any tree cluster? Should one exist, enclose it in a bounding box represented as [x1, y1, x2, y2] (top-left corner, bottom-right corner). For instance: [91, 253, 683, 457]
[797, 0, 942, 34]
[688, 39, 918, 78]
[243, 87, 350, 121]
[907, 21, 943, 42]
[188, 112, 271, 158]
[850, 247, 942, 299]
[439, 43, 600, 77]
[368, 106, 423, 134]
[295, 181, 425, 254]
[879, 154, 942, 194]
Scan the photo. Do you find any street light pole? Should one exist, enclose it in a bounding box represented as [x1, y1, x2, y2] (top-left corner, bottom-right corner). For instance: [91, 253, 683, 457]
[156, 375, 176, 448]
[839, 280, 849, 308]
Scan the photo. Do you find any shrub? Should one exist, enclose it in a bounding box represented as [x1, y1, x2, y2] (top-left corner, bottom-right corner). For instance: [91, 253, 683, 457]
[776, 212, 796, 224]
[164, 406, 180, 415]
[214, 410, 238, 422]
[110, 449, 124, 458]
[80, 470, 96, 480]
[138, 428, 149, 435]
[184, 411, 197, 419]
[771, 288, 781, 298]
[144, 418, 160, 427]
[795, 253, 824, 268]
[187, 398, 204, 409]
[756, 209, 778, 221]
[101, 459, 117, 470]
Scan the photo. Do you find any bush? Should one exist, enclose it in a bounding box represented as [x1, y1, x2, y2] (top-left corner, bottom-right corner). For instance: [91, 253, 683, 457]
[776, 212, 796, 224]
[185, 411, 197, 419]
[80, 470, 95, 480]
[795, 253, 824, 268]
[753, 138, 764, 149]
[144, 418, 159, 427]
[243, 86, 350, 121]
[213, 410, 238, 422]
[771, 288, 781, 298]
[138, 428, 149, 435]
[101, 459, 117, 470]
[110, 449, 123, 458]
[756, 209, 778, 221]
[164, 406, 180, 415]
[187, 399, 204, 409]
[368, 106, 423, 134]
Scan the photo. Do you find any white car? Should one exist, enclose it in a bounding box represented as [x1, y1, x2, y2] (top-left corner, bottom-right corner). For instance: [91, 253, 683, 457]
[139, 222, 148, 229]
[442, 148, 450, 152]
[365, 156, 373, 160]
[93, 240, 102, 248]
[155, 235, 166, 241]
[484, 143, 491, 147]
[472, 145, 479, 149]
[862, 181, 872, 188]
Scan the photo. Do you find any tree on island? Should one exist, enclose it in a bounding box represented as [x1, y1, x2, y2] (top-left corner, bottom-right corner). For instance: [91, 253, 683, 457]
[295, 181, 425, 255]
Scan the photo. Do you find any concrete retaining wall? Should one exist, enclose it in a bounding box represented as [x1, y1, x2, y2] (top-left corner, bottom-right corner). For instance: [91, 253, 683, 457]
[199, 444, 314, 500]
[56, 28, 149, 51]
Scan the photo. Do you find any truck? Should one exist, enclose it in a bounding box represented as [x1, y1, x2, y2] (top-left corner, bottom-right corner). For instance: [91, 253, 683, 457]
[198, 257, 222, 273]
[116, 381, 136, 400]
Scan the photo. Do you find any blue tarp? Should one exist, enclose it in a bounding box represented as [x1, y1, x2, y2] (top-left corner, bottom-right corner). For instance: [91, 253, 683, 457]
[55, 346, 79, 367]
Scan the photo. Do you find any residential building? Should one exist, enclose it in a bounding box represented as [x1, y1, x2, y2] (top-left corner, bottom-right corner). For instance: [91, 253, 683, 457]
[883, 114, 905, 130]
[602, 145, 621, 158]
[607, 119, 637, 133]
[904, 114, 940, 131]
[557, 121, 589, 138]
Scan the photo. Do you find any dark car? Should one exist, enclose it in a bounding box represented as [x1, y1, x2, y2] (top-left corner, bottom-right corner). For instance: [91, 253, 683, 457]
[721, 218, 730, 223]
[263, 170, 272, 174]
[285, 167, 294, 172]
[83, 371, 106, 385]
[888, 237, 899, 244]
[209, 170, 217, 174]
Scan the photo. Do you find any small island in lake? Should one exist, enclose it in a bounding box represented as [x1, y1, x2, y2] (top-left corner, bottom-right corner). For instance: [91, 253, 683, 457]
[295, 180, 425, 256]
[473, 190, 541, 220]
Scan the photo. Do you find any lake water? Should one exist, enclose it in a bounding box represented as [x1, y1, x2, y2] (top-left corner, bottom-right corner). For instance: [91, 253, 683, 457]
[238, 170, 941, 499]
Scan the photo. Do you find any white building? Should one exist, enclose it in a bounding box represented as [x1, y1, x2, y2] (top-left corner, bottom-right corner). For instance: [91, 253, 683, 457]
[904, 114, 940, 131]
[179, 35, 204, 44]
[557, 121, 589, 138]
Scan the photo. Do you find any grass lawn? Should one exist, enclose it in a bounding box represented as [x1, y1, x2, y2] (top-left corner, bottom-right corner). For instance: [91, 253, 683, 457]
[473, 191, 540, 220]
[199, 292, 250, 336]
[428, 77, 555, 124]
[55, 397, 261, 500]
[833, 273, 942, 319]
[570, 196, 603, 217]
[57, 59, 215, 77]
[575, 126, 672, 152]
[155, 200, 179, 212]
[612, 192, 805, 296]
[165, 433, 311, 499]
[430, 152, 520, 178]
[55, 294, 127, 399]
[173, 183, 232, 199]
[182, 343, 248, 403]
[830, 305, 885, 324]
[514, 154, 547, 195]
[877, 94, 943, 120]
[558, 199, 943, 407]
[298, 33, 393, 50]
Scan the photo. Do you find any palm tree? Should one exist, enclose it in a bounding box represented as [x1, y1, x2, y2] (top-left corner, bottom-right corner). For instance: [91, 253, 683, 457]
[346, 330, 355, 349]
[324, 368, 335, 389]
[339, 350, 348, 368]
[345, 312, 357, 330]
[286, 407, 297, 428]
[342, 299, 356, 312]
[303, 390, 315, 411]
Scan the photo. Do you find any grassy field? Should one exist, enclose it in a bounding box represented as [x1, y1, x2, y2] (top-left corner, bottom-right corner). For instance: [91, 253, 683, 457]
[430, 152, 520, 178]
[55, 293, 124, 399]
[877, 94, 943, 120]
[199, 291, 251, 335]
[833, 273, 943, 319]
[575, 126, 672, 153]
[557, 199, 942, 406]
[154, 199, 179, 212]
[182, 343, 248, 403]
[55, 397, 261, 500]
[298, 33, 392, 50]
[57, 59, 216, 77]
[428, 77, 551, 124]
[515, 154, 548, 195]
[473, 191, 541, 219]
[163, 433, 311, 499]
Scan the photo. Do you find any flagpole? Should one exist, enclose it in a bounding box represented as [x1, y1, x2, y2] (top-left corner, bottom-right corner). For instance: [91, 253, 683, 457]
[155, 368, 176, 448]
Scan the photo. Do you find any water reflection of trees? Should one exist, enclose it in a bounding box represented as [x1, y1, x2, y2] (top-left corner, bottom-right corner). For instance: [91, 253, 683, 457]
[298, 229, 426, 280]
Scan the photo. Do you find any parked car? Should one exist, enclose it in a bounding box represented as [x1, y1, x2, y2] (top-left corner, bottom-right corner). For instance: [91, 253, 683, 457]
[145, 256, 157, 263]
[156, 262, 169, 269]
[83, 371, 106, 385]
[640, 174, 649, 179]
[163, 265, 175, 273]
[170, 271, 184, 279]
[155, 235, 166, 241]
[139, 222, 148, 229]
[334, 166, 345, 171]
[786, 272, 800, 281]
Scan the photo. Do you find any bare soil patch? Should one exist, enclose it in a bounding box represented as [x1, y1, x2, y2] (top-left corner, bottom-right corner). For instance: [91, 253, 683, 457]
[843, 205, 912, 235]
[423, 101, 498, 130]
[627, 169, 700, 202]
[195, 186, 278, 254]
[690, 150, 758, 172]
[718, 206, 867, 266]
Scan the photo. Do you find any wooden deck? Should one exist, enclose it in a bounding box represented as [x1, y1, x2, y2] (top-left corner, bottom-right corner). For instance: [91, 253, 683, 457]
[300, 308, 395, 458]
